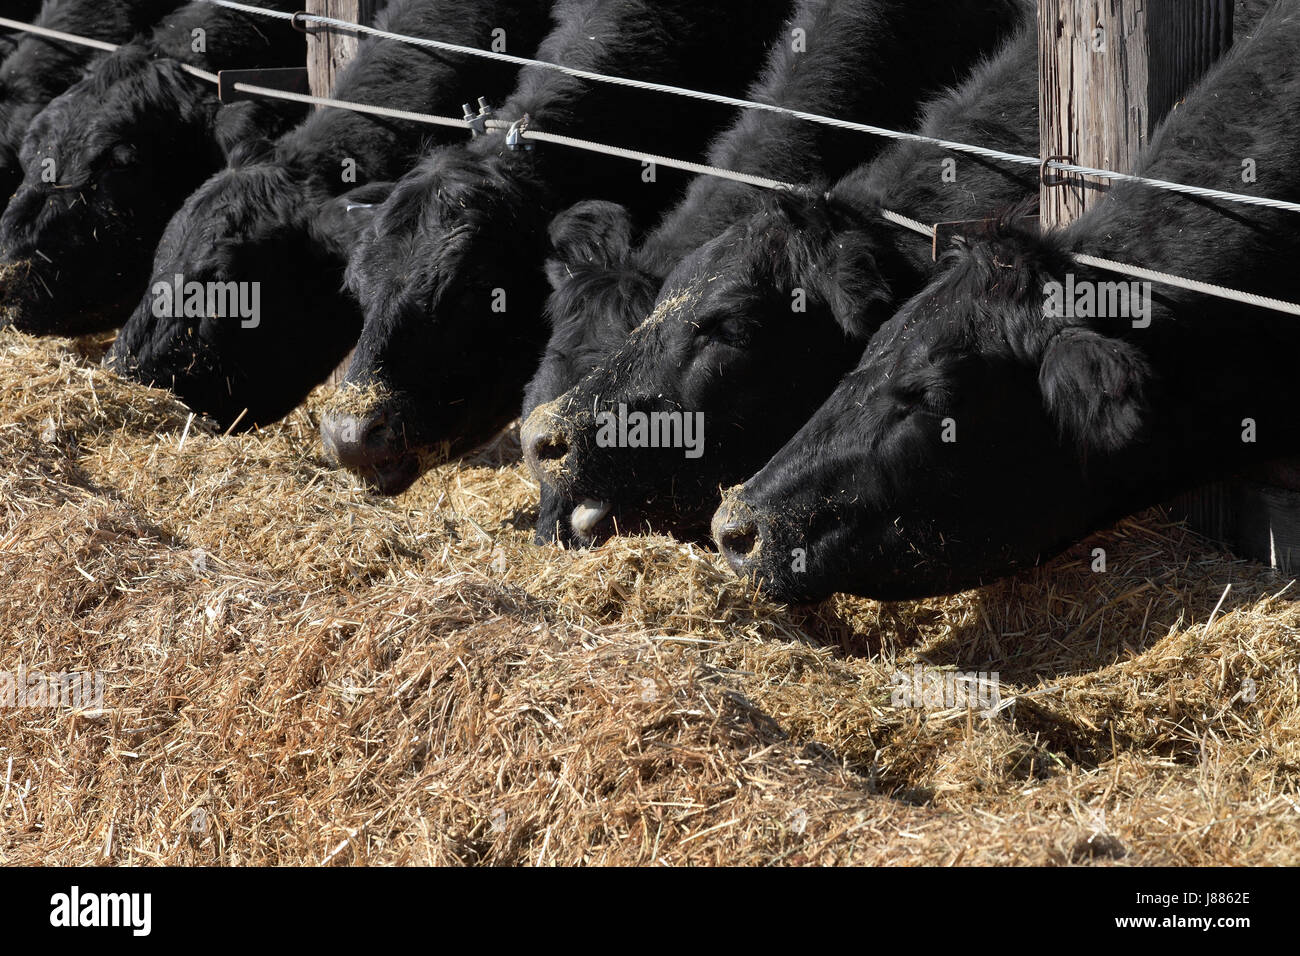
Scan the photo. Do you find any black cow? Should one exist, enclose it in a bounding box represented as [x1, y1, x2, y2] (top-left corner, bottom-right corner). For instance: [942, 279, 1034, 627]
[522, 0, 1031, 546]
[712, 0, 1300, 603]
[321, 0, 798, 495]
[106, 0, 555, 428]
[524, 15, 1043, 542]
[0, 0, 305, 335]
[0, 0, 183, 211]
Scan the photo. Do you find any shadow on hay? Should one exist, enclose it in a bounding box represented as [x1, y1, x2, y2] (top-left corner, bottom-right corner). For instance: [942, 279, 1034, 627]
[921, 508, 1294, 677]
[752, 504, 1292, 668]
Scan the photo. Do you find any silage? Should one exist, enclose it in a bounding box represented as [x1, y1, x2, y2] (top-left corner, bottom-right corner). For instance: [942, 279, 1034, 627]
[0, 327, 1296, 865]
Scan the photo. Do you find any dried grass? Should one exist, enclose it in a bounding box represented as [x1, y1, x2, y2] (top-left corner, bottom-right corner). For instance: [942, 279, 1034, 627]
[0, 327, 1297, 865]
[318, 379, 392, 421]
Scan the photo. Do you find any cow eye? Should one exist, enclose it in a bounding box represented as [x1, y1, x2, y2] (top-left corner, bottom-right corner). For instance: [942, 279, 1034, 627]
[893, 376, 953, 414]
[694, 313, 751, 349]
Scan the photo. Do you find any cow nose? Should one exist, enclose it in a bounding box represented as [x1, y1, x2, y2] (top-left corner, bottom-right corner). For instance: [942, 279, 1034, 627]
[321, 408, 384, 469]
[712, 498, 761, 574]
[520, 412, 570, 481]
[320, 406, 419, 495]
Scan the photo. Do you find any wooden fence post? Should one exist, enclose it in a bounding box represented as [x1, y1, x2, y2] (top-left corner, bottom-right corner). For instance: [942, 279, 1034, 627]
[1039, 0, 1232, 229]
[1039, 2, 1300, 573]
[305, 0, 375, 386]
[306, 0, 377, 101]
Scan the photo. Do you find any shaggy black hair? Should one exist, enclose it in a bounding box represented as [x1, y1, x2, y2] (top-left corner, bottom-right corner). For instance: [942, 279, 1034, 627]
[522, 0, 1035, 544]
[107, 0, 555, 428]
[0, 0, 181, 212]
[722, 0, 1300, 603]
[0, 0, 305, 334]
[329, 0, 796, 495]
[0, 1, 43, 61]
[533, 9, 1044, 540]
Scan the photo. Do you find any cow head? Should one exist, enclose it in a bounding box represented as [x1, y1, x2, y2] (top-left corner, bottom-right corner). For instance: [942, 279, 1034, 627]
[321, 144, 552, 495]
[106, 156, 362, 429]
[523, 200, 663, 544]
[0, 51, 238, 334]
[712, 230, 1161, 603]
[521, 189, 906, 538]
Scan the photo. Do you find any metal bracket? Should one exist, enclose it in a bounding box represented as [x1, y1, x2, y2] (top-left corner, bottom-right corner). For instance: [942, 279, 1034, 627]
[1041, 153, 1075, 188]
[218, 67, 311, 104]
[505, 114, 534, 151]
[932, 216, 1040, 261]
[290, 10, 316, 34]
[462, 97, 494, 137]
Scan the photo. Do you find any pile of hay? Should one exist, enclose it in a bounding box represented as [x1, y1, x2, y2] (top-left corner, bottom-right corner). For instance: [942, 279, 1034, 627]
[0, 327, 1296, 865]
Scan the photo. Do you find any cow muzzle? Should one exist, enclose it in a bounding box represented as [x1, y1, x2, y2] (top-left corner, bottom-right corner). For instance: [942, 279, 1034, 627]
[521, 400, 577, 489]
[711, 495, 763, 576]
[321, 406, 420, 495]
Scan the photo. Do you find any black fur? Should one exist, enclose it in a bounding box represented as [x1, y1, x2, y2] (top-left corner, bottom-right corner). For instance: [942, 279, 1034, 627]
[328, 0, 796, 494]
[0, 0, 183, 210]
[524, 0, 1033, 545]
[534, 13, 1044, 539]
[0, 1, 45, 62]
[106, 0, 556, 428]
[719, 0, 1300, 602]
[0, 0, 305, 334]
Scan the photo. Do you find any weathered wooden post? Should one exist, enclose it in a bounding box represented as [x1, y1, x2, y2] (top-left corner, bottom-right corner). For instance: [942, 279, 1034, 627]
[1039, 0, 1232, 228]
[306, 0, 377, 101]
[1039, 2, 1300, 573]
[304, 1, 376, 384]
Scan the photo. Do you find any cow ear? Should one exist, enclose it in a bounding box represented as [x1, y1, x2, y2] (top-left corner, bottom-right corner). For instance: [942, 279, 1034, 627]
[212, 101, 279, 165]
[309, 182, 395, 258]
[1038, 327, 1151, 456]
[814, 231, 894, 339]
[545, 200, 635, 290]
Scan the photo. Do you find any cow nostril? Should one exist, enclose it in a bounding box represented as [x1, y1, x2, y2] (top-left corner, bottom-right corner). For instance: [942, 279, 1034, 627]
[321, 408, 421, 494]
[322, 410, 385, 465]
[713, 499, 763, 574]
[521, 408, 574, 485]
[359, 413, 388, 447]
[719, 521, 758, 561]
[526, 428, 568, 465]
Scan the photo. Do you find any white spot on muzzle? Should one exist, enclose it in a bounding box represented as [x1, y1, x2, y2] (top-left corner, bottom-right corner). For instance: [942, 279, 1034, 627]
[570, 499, 611, 536]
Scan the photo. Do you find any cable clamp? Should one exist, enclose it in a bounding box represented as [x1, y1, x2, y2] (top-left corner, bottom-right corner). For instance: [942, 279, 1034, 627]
[506, 114, 533, 151]
[462, 98, 494, 137]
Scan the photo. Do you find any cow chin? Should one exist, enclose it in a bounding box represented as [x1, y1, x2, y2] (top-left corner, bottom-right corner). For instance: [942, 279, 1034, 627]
[713, 484, 947, 605]
[337, 446, 423, 497]
[720, 478, 1087, 604]
[546, 448, 717, 540]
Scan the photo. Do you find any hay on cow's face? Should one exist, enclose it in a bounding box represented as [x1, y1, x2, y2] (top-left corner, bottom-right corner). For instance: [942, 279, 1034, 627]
[0, 326, 1297, 865]
[317, 379, 393, 421]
